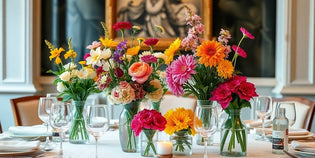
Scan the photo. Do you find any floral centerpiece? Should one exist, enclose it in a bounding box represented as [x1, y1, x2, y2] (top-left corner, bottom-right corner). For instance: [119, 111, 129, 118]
[164, 108, 197, 156]
[45, 39, 100, 144]
[131, 109, 166, 157]
[85, 22, 171, 152]
[164, 6, 258, 156]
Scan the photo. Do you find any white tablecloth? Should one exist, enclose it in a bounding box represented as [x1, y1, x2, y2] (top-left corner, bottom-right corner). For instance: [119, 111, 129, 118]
[37, 130, 288, 158]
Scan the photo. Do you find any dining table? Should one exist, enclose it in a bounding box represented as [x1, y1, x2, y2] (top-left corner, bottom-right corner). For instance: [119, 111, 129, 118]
[0, 128, 294, 158]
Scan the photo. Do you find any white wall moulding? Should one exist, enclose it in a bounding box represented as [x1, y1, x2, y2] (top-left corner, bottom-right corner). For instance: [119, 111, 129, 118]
[0, 0, 41, 93]
[274, 0, 315, 95]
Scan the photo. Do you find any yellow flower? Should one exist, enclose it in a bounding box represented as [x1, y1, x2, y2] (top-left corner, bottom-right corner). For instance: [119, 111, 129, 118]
[217, 59, 234, 79]
[155, 25, 165, 34]
[146, 79, 163, 102]
[132, 25, 141, 30]
[64, 50, 77, 59]
[196, 40, 225, 67]
[99, 37, 118, 48]
[126, 46, 140, 55]
[164, 108, 196, 136]
[137, 37, 145, 45]
[78, 61, 86, 65]
[164, 38, 181, 65]
[49, 47, 65, 64]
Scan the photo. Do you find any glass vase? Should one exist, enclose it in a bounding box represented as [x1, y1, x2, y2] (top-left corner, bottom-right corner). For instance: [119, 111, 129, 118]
[69, 100, 89, 144]
[119, 101, 140, 152]
[151, 99, 161, 112]
[170, 130, 192, 156]
[141, 129, 157, 157]
[220, 109, 247, 157]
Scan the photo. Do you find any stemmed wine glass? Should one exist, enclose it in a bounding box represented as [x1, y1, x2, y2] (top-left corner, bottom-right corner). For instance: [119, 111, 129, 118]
[84, 104, 110, 158]
[38, 97, 57, 150]
[49, 101, 72, 158]
[194, 104, 218, 158]
[254, 96, 272, 140]
[276, 102, 296, 127]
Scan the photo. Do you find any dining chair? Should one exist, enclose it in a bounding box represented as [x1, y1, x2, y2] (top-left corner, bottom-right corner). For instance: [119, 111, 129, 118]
[272, 97, 315, 131]
[10, 95, 45, 126]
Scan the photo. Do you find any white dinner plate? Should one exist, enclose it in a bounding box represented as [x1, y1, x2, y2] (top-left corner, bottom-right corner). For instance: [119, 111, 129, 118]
[265, 132, 314, 140]
[5, 132, 49, 141]
[291, 149, 315, 157]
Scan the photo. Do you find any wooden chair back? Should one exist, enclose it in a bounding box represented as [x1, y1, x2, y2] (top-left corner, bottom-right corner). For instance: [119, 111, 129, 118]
[10, 95, 45, 126]
[272, 97, 315, 131]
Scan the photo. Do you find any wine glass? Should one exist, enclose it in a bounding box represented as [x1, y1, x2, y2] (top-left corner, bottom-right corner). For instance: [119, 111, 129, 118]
[194, 104, 218, 158]
[85, 104, 110, 158]
[49, 101, 72, 158]
[254, 96, 272, 140]
[38, 97, 57, 150]
[276, 102, 296, 127]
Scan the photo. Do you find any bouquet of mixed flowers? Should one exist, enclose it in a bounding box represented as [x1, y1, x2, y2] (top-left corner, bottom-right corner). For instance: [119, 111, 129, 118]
[45, 39, 100, 143]
[164, 6, 258, 155]
[164, 108, 198, 154]
[131, 109, 166, 156]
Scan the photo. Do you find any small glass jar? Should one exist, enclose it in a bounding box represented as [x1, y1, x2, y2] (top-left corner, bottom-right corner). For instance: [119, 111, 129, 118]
[170, 130, 192, 156]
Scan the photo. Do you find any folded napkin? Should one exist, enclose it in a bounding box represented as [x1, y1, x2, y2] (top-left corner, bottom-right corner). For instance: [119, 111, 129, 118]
[291, 141, 315, 153]
[244, 119, 272, 128]
[8, 125, 51, 136]
[289, 128, 309, 136]
[0, 140, 40, 152]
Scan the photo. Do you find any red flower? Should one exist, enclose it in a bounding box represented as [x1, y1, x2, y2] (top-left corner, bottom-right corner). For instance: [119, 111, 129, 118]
[114, 67, 124, 78]
[130, 82, 146, 100]
[240, 27, 255, 39]
[237, 82, 258, 101]
[144, 38, 159, 46]
[84, 53, 90, 60]
[232, 45, 247, 58]
[113, 22, 132, 31]
[210, 83, 232, 109]
[227, 75, 247, 93]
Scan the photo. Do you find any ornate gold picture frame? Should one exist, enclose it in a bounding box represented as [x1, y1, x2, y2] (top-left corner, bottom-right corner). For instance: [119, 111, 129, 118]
[105, 0, 212, 50]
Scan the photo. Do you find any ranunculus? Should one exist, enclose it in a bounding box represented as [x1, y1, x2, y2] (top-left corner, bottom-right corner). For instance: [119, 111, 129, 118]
[128, 62, 153, 84]
[153, 115, 167, 131]
[56, 82, 66, 92]
[59, 71, 71, 81]
[227, 75, 247, 93]
[237, 82, 258, 101]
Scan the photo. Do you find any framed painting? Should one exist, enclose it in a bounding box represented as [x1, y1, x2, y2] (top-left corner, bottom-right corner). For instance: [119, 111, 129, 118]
[105, 0, 212, 50]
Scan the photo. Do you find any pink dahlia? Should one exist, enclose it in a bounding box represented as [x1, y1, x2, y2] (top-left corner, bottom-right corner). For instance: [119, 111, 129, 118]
[166, 66, 184, 96]
[240, 27, 255, 39]
[232, 45, 247, 58]
[170, 55, 196, 85]
[113, 22, 132, 31]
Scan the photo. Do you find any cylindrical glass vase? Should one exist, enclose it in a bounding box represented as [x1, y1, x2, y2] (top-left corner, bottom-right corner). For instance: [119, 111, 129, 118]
[141, 129, 157, 157]
[69, 100, 89, 144]
[170, 130, 192, 156]
[220, 109, 247, 157]
[119, 101, 140, 152]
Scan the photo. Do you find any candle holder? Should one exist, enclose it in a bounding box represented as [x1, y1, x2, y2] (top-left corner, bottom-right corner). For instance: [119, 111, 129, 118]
[155, 154, 173, 158]
[156, 141, 173, 158]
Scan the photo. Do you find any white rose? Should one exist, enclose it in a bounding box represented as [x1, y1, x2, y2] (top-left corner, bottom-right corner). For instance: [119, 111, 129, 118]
[56, 82, 66, 92]
[63, 62, 77, 70]
[59, 71, 71, 81]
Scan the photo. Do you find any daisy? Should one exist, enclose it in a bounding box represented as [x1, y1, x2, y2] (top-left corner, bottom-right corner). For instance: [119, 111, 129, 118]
[196, 40, 225, 67]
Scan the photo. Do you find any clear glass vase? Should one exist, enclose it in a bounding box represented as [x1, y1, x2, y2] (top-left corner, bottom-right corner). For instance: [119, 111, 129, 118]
[220, 109, 247, 157]
[170, 130, 193, 156]
[119, 101, 140, 152]
[151, 99, 161, 112]
[69, 100, 89, 144]
[141, 129, 157, 157]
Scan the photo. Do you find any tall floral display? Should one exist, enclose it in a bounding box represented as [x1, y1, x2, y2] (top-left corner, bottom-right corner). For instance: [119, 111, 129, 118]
[165, 6, 258, 156]
[86, 22, 171, 152]
[45, 39, 100, 144]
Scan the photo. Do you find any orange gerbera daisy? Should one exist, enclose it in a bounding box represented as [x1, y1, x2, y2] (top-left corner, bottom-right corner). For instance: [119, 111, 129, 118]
[126, 46, 140, 55]
[217, 59, 234, 79]
[99, 37, 118, 48]
[196, 40, 225, 67]
[164, 38, 181, 65]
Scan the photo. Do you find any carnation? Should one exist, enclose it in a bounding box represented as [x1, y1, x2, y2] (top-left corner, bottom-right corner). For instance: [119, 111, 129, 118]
[113, 21, 132, 31]
[110, 82, 135, 104]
